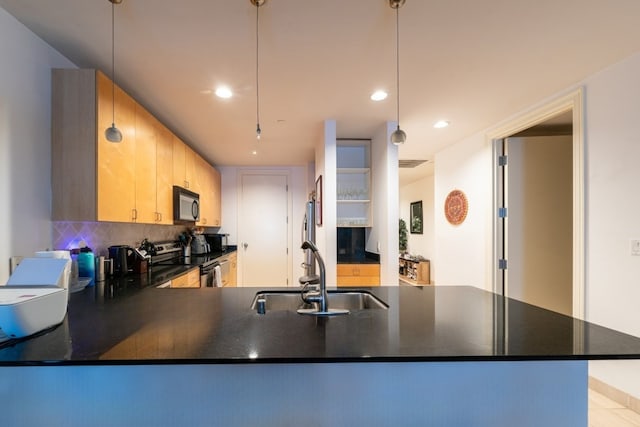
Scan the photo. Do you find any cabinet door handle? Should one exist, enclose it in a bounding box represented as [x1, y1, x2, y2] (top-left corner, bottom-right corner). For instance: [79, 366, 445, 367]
[132, 209, 137, 221]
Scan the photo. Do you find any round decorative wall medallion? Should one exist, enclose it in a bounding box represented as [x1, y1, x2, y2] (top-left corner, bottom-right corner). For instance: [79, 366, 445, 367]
[444, 190, 468, 225]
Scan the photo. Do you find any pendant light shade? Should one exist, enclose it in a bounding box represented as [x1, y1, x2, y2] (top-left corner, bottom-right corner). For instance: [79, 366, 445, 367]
[390, 127, 406, 145]
[105, 0, 123, 143]
[105, 124, 122, 142]
[251, 0, 267, 140]
[389, 0, 406, 146]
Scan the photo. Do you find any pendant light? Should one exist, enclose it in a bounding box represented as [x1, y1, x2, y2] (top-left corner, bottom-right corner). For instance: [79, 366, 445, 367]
[251, 0, 267, 140]
[105, 0, 123, 143]
[389, 0, 406, 145]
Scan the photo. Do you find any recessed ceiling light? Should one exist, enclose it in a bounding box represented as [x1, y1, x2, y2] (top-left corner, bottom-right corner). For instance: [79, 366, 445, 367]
[434, 120, 450, 128]
[370, 90, 388, 101]
[215, 86, 233, 99]
[251, 150, 258, 156]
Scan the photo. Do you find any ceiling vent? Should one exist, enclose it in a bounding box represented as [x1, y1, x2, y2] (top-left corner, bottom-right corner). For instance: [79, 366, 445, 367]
[399, 159, 428, 168]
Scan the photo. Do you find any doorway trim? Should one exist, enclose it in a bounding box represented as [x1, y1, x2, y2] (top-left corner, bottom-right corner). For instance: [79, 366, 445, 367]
[487, 87, 584, 319]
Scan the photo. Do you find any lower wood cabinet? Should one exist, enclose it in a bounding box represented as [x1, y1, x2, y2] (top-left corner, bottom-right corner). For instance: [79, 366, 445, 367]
[170, 267, 200, 288]
[228, 253, 237, 287]
[219, 252, 237, 287]
[337, 263, 380, 287]
[398, 258, 431, 285]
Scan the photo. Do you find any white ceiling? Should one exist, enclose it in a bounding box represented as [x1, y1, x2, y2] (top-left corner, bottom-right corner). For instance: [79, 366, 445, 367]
[2, 0, 640, 184]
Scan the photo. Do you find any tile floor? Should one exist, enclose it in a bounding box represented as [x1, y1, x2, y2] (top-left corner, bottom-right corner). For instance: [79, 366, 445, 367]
[589, 389, 640, 426]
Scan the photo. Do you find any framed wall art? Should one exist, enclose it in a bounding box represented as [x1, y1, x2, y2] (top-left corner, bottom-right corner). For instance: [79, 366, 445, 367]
[444, 189, 468, 226]
[410, 201, 423, 234]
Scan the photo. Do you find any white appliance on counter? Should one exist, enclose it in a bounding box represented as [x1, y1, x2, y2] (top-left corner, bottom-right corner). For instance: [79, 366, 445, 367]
[0, 257, 69, 343]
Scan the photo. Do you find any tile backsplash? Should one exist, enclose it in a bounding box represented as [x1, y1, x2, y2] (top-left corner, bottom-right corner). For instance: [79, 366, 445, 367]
[52, 221, 191, 256]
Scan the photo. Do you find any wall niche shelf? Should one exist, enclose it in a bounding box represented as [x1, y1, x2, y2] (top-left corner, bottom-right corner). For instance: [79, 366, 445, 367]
[336, 140, 371, 227]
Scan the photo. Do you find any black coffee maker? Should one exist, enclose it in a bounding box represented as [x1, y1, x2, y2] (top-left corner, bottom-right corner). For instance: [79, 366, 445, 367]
[108, 245, 134, 276]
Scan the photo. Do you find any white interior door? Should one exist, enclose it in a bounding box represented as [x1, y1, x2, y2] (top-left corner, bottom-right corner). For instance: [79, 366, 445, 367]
[239, 173, 289, 287]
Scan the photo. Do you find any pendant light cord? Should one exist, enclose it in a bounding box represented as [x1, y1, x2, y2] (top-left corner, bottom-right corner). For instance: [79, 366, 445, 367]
[255, 3, 261, 136]
[111, 0, 116, 126]
[395, 6, 400, 129]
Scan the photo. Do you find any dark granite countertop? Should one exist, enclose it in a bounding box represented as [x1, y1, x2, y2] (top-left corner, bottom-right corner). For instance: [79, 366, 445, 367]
[2, 284, 640, 365]
[337, 251, 380, 264]
[65, 248, 239, 299]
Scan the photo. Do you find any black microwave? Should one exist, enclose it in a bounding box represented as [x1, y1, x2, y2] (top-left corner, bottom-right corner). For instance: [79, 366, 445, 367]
[173, 186, 200, 224]
[205, 234, 228, 252]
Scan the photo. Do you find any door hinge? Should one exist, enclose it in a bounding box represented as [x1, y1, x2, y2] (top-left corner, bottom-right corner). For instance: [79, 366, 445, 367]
[498, 259, 508, 270]
[498, 155, 508, 166]
[286, 247, 288, 255]
[286, 184, 289, 192]
[498, 207, 507, 218]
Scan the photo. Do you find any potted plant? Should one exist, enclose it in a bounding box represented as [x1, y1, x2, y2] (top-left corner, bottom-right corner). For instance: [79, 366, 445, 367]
[399, 218, 408, 254]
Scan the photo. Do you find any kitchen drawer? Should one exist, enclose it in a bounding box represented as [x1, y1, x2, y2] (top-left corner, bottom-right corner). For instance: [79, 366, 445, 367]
[171, 267, 200, 288]
[337, 264, 380, 277]
[336, 276, 380, 286]
[337, 263, 380, 287]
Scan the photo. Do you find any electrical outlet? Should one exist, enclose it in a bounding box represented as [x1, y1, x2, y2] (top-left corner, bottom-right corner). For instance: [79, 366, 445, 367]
[631, 239, 640, 256]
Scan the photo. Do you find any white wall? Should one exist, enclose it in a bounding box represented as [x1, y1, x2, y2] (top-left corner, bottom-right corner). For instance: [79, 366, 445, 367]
[431, 50, 640, 399]
[581, 52, 640, 398]
[433, 133, 493, 288]
[370, 122, 399, 285]
[0, 8, 75, 284]
[400, 174, 435, 264]
[315, 120, 337, 285]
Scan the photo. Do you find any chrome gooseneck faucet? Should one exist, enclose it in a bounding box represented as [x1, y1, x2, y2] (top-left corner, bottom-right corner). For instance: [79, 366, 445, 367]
[298, 241, 349, 316]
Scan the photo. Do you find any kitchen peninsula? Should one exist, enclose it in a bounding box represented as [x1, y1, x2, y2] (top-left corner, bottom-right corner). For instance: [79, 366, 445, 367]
[2, 284, 640, 426]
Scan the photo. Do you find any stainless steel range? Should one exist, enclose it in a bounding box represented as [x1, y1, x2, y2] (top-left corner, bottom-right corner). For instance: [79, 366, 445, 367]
[150, 240, 222, 287]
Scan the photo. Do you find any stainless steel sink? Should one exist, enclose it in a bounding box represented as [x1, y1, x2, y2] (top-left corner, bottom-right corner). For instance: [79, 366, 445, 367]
[250, 290, 388, 313]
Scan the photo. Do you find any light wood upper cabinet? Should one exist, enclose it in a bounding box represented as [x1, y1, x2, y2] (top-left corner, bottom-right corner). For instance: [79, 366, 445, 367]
[134, 104, 158, 224]
[175, 142, 221, 227]
[172, 137, 199, 192]
[52, 68, 136, 222]
[211, 166, 222, 227]
[96, 70, 137, 222]
[172, 135, 186, 188]
[196, 155, 211, 226]
[155, 124, 174, 224]
[185, 146, 197, 191]
[195, 156, 221, 227]
[52, 68, 221, 225]
[135, 105, 174, 224]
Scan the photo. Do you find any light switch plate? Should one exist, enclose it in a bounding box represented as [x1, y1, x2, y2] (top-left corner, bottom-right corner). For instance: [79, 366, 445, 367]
[631, 240, 640, 256]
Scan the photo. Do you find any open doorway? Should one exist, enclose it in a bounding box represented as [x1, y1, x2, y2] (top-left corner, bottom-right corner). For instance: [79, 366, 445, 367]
[491, 89, 584, 318]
